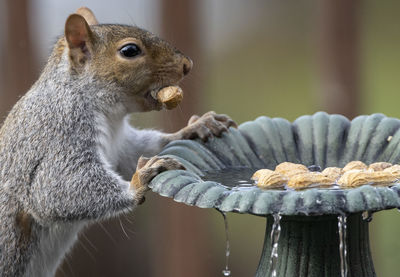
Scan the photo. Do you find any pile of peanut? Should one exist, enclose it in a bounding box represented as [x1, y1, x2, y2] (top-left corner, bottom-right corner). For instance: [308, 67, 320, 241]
[252, 161, 400, 190]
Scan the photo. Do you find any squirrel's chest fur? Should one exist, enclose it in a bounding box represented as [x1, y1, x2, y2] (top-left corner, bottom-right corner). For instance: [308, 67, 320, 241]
[24, 222, 85, 277]
[0, 83, 133, 276]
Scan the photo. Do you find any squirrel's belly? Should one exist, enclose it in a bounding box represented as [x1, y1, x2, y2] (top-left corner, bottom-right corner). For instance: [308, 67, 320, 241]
[24, 222, 86, 277]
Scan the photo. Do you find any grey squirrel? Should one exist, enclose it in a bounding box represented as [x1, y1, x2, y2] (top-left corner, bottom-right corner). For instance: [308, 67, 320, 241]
[0, 7, 235, 277]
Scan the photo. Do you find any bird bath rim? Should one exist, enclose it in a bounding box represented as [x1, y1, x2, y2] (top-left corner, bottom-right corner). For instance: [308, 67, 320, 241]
[149, 112, 400, 216]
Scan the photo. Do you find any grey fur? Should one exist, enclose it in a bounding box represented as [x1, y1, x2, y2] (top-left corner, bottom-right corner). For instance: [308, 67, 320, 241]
[0, 25, 169, 276]
[0, 15, 233, 276]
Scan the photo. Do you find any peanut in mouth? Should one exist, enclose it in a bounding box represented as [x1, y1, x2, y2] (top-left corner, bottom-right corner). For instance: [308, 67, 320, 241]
[150, 86, 183, 110]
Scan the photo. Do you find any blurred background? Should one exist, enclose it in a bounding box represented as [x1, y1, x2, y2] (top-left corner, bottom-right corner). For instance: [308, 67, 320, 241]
[1, 0, 400, 276]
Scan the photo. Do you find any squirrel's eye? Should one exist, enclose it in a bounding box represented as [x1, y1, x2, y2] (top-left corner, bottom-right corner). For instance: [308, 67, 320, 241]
[119, 44, 142, 58]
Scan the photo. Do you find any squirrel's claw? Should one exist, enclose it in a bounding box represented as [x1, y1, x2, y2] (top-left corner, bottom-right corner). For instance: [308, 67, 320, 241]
[130, 156, 185, 205]
[178, 111, 237, 142]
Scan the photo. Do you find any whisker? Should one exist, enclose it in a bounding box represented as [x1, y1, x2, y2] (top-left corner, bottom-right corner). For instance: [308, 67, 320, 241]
[63, 254, 76, 277]
[123, 213, 134, 224]
[178, 103, 184, 116]
[119, 218, 130, 239]
[98, 222, 118, 246]
[167, 112, 174, 130]
[122, 214, 138, 235]
[78, 240, 97, 263]
[57, 264, 67, 277]
[124, 11, 136, 26]
[81, 232, 98, 252]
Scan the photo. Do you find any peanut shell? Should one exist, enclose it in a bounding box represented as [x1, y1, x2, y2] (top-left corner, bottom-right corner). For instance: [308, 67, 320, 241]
[337, 170, 367, 188]
[370, 171, 398, 185]
[253, 169, 287, 189]
[368, 162, 392, 171]
[383, 165, 400, 179]
[321, 167, 342, 180]
[157, 86, 183, 110]
[275, 162, 308, 178]
[338, 170, 397, 188]
[252, 169, 272, 180]
[342, 161, 367, 172]
[287, 172, 334, 190]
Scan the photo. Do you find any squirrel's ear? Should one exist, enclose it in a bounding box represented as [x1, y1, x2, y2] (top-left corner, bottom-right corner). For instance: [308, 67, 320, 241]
[65, 14, 95, 69]
[65, 14, 93, 50]
[75, 7, 99, 25]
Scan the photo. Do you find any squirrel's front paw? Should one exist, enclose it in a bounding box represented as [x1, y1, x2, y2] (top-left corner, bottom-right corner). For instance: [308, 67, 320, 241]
[176, 111, 237, 142]
[130, 156, 185, 204]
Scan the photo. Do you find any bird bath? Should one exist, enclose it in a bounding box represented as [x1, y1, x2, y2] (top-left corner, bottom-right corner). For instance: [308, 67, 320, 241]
[149, 112, 400, 276]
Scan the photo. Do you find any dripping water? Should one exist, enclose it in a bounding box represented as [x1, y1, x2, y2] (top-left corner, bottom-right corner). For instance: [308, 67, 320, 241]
[220, 211, 231, 276]
[338, 215, 348, 277]
[269, 213, 282, 277]
[362, 211, 373, 222]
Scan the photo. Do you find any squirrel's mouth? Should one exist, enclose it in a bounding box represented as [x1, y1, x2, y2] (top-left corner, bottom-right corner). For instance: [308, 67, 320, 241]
[144, 90, 163, 110]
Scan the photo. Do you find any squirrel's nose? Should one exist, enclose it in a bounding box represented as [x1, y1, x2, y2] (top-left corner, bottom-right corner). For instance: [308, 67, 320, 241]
[182, 57, 193, 76]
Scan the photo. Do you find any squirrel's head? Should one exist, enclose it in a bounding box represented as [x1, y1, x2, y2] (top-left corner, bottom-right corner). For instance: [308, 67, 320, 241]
[62, 7, 192, 112]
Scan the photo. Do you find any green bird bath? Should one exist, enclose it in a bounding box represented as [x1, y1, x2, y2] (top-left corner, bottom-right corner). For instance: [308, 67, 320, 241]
[149, 112, 400, 277]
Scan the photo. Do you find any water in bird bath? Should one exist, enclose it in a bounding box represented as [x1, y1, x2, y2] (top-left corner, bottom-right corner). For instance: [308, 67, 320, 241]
[202, 168, 259, 190]
[201, 166, 344, 191]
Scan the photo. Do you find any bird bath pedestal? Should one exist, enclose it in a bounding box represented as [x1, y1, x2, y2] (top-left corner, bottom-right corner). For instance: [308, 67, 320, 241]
[150, 112, 400, 276]
[256, 213, 374, 276]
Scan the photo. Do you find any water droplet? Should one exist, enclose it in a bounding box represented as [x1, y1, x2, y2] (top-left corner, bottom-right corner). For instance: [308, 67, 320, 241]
[269, 213, 282, 277]
[308, 165, 321, 172]
[338, 215, 348, 277]
[362, 211, 373, 222]
[219, 211, 231, 276]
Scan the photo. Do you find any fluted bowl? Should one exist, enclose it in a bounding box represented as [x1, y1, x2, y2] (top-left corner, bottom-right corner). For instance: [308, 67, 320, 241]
[149, 112, 400, 216]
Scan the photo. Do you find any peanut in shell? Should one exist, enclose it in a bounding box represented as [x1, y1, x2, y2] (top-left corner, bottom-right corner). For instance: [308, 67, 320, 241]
[252, 169, 272, 180]
[368, 162, 392, 171]
[253, 169, 287, 189]
[157, 86, 183, 110]
[275, 162, 308, 178]
[342, 161, 367, 172]
[338, 170, 398, 188]
[287, 172, 335, 190]
[321, 167, 342, 180]
[383, 164, 400, 179]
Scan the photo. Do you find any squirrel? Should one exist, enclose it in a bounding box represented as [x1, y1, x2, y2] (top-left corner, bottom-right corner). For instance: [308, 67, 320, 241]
[0, 7, 236, 277]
